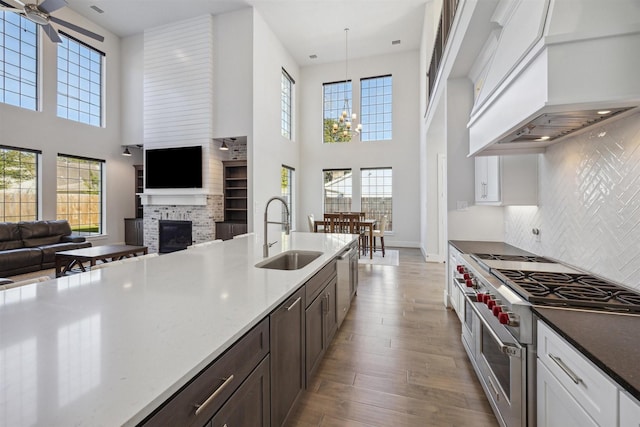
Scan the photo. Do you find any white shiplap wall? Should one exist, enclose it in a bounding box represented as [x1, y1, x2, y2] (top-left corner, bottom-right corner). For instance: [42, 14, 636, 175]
[504, 112, 640, 291]
[144, 15, 214, 148]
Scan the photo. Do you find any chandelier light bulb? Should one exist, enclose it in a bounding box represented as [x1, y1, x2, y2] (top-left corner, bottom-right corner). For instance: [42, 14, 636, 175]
[346, 121, 352, 129]
[352, 113, 357, 120]
[333, 123, 338, 130]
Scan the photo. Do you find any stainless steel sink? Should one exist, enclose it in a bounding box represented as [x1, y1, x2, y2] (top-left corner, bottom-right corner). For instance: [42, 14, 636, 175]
[255, 250, 323, 270]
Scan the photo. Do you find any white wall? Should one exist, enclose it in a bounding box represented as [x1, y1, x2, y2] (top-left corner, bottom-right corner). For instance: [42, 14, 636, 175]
[251, 11, 301, 237]
[0, 7, 135, 244]
[299, 51, 421, 248]
[505, 112, 640, 291]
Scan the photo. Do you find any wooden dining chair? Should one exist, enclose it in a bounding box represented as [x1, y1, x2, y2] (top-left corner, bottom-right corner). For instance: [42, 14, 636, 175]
[323, 213, 343, 233]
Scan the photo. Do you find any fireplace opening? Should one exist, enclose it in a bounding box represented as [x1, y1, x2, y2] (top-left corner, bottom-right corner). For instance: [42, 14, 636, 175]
[159, 220, 192, 253]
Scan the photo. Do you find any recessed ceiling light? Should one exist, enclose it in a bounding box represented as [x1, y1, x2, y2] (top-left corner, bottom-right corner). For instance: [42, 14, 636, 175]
[90, 5, 104, 13]
[597, 110, 611, 115]
[391, 40, 401, 45]
[309, 54, 317, 59]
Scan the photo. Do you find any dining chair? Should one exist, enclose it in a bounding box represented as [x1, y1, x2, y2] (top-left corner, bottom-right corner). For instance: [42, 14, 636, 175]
[323, 213, 344, 233]
[307, 214, 316, 232]
[372, 215, 388, 257]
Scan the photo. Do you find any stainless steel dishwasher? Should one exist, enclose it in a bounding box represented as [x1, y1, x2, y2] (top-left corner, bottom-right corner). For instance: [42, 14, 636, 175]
[336, 242, 358, 327]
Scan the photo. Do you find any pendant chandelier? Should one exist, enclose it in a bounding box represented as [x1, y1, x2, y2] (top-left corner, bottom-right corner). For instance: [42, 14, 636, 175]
[331, 28, 362, 141]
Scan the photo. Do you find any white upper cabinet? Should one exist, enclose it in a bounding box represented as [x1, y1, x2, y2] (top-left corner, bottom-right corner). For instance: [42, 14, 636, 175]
[475, 154, 538, 205]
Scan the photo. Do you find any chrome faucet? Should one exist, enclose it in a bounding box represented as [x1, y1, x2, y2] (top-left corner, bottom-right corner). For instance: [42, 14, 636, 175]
[263, 196, 290, 257]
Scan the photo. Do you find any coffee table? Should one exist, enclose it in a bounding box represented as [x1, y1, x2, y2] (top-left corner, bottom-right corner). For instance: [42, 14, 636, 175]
[55, 245, 148, 277]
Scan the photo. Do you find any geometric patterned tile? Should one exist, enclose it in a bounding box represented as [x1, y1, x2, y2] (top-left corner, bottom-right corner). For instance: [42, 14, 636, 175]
[505, 111, 640, 291]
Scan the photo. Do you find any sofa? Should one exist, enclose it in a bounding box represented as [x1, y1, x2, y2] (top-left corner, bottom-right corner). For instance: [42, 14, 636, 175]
[0, 220, 91, 277]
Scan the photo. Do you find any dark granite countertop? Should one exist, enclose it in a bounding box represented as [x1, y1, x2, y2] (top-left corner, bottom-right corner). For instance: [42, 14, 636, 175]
[534, 307, 640, 401]
[448, 240, 534, 256]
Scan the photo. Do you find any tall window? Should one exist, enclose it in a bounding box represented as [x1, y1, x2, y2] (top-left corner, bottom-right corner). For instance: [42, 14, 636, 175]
[0, 146, 39, 222]
[57, 33, 103, 127]
[323, 81, 352, 143]
[0, 8, 38, 110]
[323, 169, 352, 213]
[56, 154, 103, 236]
[360, 75, 392, 141]
[281, 165, 295, 230]
[281, 69, 294, 139]
[361, 168, 392, 231]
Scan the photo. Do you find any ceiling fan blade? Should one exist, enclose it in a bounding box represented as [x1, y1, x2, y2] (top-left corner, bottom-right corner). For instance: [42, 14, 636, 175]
[49, 15, 104, 42]
[38, 0, 67, 14]
[42, 23, 62, 43]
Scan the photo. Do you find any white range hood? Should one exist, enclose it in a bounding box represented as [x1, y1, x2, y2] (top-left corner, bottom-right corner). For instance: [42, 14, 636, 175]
[467, 0, 640, 156]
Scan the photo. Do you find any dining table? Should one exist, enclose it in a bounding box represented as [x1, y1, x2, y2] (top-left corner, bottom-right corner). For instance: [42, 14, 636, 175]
[314, 218, 377, 259]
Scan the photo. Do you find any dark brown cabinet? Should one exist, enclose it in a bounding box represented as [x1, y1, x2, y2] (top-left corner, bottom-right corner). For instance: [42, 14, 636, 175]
[210, 356, 270, 427]
[124, 218, 144, 246]
[305, 261, 338, 382]
[139, 319, 269, 427]
[217, 160, 248, 240]
[270, 287, 305, 427]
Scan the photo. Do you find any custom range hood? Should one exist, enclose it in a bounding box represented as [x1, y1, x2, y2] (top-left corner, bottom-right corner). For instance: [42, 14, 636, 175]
[467, 0, 640, 156]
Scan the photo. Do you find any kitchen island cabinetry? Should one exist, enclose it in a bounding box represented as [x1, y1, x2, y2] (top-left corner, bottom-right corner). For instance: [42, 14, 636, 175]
[209, 356, 270, 427]
[140, 318, 270, 427]
[475, 154, 538, 205]
[270, 287, 305, 427]
[305, 260, 338, 382]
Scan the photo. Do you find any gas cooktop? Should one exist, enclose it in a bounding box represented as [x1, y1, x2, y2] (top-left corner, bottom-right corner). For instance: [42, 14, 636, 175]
[492, 268, 640, 314]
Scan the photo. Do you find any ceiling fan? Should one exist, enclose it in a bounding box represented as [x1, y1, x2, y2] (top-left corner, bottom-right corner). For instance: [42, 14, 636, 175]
[0, 0, 104, 43]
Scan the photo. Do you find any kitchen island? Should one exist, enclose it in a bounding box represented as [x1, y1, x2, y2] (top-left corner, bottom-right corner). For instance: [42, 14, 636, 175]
[0, 232, 357, 427]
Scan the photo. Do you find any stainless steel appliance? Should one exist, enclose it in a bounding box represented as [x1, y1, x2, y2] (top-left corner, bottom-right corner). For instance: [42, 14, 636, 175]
[337, 242, 358, 327]
[452, 252, 640, 427]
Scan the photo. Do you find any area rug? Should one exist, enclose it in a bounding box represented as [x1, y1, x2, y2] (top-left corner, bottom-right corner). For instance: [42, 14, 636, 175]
[358, 249, 399, 266]
[6, 268, 56, 282]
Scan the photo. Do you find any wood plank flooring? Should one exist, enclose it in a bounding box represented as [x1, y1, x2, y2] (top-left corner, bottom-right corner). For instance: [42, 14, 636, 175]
[286, 248, 499, 427]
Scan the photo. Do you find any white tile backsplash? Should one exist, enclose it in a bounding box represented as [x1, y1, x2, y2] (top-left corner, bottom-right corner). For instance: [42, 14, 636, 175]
[505, 111, 640, 291]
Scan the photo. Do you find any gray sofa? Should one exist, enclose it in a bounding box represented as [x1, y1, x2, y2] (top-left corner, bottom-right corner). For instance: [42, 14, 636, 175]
[0, 220, 91, 277]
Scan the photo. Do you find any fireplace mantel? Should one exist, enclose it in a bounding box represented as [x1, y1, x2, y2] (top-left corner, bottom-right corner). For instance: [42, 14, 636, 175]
[141, 193, 208, 206]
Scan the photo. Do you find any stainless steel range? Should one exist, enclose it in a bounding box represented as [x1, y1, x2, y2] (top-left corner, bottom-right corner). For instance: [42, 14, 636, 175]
[451, 252, 640, 427]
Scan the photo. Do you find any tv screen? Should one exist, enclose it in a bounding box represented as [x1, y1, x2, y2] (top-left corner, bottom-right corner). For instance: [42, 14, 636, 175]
[145, 146, 203, 189]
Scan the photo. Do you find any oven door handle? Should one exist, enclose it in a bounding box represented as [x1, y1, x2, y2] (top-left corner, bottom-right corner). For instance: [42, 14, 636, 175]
[467, 297, 523, 358]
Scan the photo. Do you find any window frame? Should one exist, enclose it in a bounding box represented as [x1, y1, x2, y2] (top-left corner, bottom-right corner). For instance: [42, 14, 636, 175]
[281, 68, 294, 140]
[360, 167, 392, 231]
[323, 168, 353, 213]
[281, 165, 295, 231]
[0, 145, 40, 222]
[360, 75, 392, 142]
[0, 5, 39, 110]
[322, 80, 353, 143]
[56, 32, 104, 127]
[56, 153, 105, 236]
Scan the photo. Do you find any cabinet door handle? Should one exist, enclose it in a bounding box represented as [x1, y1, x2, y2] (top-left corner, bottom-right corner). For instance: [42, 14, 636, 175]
[549, 354, 583, 385]
[285, 296, 301, 311]
[194, 374, 235, 416]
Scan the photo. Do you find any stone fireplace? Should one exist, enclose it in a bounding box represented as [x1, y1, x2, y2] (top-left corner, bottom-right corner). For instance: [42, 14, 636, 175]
[142, 195, 224, 253]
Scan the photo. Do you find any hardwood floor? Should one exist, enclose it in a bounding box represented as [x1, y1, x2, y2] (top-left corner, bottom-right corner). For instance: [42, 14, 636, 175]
[286, 248, 499, 427]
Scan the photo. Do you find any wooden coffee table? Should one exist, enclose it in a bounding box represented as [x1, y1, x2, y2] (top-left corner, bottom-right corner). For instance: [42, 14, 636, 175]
[55, 245, 148, 277]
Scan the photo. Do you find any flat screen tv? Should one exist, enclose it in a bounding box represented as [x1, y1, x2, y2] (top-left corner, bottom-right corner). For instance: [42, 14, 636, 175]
[145, 146, 203, 189]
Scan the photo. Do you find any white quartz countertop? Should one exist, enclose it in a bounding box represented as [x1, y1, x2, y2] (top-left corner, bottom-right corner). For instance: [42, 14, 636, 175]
[0, 232, 356, 427]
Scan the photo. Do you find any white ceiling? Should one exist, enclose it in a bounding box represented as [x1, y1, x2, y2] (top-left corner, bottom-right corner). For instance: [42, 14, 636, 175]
[60, 0, 429, 66]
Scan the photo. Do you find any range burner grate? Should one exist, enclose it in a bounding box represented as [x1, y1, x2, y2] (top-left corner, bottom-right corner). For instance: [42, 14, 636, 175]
[473, 253, 554, 263]
[493, 269, 640, 313]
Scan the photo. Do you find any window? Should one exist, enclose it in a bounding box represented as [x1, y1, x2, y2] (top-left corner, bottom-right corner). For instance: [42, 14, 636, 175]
[360, 75, 392, 141]
[323, 169, 352, 213]
[281, 165, 295, 230]
[57, 33, 103, 126]
[281, 69, 294, 139]
[0, 7, 38, 110]
[323, 80, 352, 143]
[361, 168, 392, 231]
[56, 154, 104, 236]
[0, 146, 39, 222]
